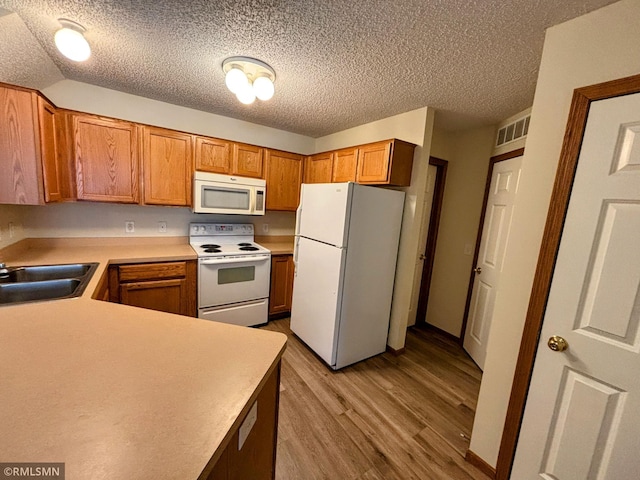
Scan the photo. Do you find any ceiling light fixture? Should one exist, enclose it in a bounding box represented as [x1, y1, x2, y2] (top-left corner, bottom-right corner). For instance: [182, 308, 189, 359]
[222, 57, 276, 105]
[54, 18, 91, 62]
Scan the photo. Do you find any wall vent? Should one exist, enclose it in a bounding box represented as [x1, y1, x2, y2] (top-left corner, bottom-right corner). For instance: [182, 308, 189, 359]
[496, 114, 530, 147]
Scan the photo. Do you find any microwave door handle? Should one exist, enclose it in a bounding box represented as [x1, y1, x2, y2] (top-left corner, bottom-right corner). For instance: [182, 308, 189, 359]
[200, 256, 270, 265]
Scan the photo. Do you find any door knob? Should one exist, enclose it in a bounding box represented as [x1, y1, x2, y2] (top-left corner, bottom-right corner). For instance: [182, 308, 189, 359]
[419, 254, 426, 260]
[474, 267, 482, 274]
[547, 335, 568, 352]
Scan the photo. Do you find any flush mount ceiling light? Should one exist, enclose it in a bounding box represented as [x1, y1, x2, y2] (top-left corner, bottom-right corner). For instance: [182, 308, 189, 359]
[222, 57, 276, 105]
[54, 18, 91, 62]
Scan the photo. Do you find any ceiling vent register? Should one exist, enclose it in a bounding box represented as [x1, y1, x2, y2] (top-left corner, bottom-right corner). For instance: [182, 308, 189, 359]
[496, 114, 530, 147]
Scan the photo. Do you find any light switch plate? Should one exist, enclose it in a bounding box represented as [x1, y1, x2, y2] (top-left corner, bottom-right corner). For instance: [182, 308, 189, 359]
[238, 401, 258, 450]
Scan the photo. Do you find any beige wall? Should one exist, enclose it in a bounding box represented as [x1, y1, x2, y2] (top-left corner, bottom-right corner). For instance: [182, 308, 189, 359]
[469, 0, 640, 468]
[21, 203, 295, 239]
[424, 126, 495, 336]
[0, 205, 29, 250]
[314, 107, 436, 350]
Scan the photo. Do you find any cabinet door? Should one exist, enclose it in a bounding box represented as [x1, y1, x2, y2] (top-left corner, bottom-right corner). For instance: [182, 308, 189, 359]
[0, 85, 44, 204]
[143, 127, 193, 206]
[195, 136, 231, 174]
[303, 152, 333, 184]
[120, 278, 188, 315]
[73, 114, 140, 203]
[233, 142, 263, 178]
[227, 365, 280, 480]
[269, 255, 294, 316]
[332, 147, 358, 183]
[356, 140, 392, 183]
[38, 97, 63, 202]
[265, 150, 303, 211]
[110, 261, 197, 317]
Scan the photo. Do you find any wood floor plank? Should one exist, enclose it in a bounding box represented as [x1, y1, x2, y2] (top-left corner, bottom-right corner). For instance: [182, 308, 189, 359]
[262, 319, 490, 480]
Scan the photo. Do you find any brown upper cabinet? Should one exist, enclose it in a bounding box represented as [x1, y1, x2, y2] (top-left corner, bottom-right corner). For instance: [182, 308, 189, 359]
[324, 139, 416, 186]
[37, 97, 63, 203]
[332, 147, 359, 183]
[0, 84, 68, 205]
[233, 142, 264, 178]
[356, 139, 415, 186]
[142, 126, 193, 206]
[72, 113, 140, 204]
[195, 136, 231, 174]
[265, 149, 303, 211]
[304, 152, 334, 184]
[195, 138, 263, 179]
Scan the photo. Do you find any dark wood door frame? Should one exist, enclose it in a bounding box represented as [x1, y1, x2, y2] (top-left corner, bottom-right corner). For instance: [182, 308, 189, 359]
[458, 147, 525, 344]
[495, 73, 640, 479]
[415, 156, 448, 327]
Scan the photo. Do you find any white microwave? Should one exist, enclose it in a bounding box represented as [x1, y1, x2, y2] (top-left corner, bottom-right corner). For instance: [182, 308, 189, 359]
[193, 172, 266, 215]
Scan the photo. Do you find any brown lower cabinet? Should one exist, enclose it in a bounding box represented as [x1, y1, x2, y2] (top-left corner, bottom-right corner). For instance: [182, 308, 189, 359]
[108, 260, 197, 317]
[202, 363, 280, 480]
[269, 255, 294, 318]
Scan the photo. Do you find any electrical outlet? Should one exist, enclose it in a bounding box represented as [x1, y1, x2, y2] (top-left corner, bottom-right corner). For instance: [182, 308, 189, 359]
[158, 221, 167, 233]
[125, 221, 135, 233]
[262, 223, 269, 233]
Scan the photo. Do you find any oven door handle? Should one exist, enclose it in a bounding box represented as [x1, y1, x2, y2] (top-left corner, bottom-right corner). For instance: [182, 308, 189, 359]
[200, 256, 270, 265]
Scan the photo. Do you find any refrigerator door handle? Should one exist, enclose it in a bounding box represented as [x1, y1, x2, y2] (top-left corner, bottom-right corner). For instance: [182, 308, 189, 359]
[293, 235, 299, 272]
[294, 204, 302, 236]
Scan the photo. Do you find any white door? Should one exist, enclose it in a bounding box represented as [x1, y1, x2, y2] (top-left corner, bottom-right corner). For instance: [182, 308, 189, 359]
[464, 156, 522, 369]
[296, 183, 352, 247]
[512, 92, 640, 478]
[290, 236, 345, 366]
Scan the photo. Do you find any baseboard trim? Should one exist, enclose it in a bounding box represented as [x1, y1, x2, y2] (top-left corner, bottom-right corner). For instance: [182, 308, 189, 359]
[386, 345, 405, 356]
[465, 449, 496, 479]
[415, 321, 461, 344]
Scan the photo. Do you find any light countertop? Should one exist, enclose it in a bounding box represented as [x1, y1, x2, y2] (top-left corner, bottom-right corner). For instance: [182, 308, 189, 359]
[0, 237, 287, 479]
[256, 235, 294, 255]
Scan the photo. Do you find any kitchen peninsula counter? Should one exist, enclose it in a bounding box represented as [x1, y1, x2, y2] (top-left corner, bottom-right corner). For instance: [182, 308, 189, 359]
[0, 237, 287, 479]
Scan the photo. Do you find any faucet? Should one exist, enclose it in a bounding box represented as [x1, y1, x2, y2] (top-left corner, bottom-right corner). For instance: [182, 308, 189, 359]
[0, 263, 23, 279]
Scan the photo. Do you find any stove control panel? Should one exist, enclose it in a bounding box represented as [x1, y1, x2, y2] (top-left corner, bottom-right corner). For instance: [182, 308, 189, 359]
[190, 223, 254, 236]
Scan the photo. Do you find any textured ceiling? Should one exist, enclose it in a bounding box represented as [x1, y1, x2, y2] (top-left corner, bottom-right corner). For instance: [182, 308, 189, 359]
[0, 0, 620, 136]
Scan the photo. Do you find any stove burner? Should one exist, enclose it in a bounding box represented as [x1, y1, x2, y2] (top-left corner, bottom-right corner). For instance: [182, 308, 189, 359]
[200, 244, 220, 249]
[238, 243, 253, 247]
[239, 246, 259, 251]
[204, 248, 222, 253]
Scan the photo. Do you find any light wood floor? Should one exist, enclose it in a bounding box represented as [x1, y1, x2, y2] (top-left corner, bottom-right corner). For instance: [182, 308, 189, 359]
[262, 318, 489, 480]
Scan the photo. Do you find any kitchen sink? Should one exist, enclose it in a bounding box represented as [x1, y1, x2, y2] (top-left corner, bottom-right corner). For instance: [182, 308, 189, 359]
[1, 263, 95, 283]
[0, 262, 98, 306]
[0, 279, 82, 304]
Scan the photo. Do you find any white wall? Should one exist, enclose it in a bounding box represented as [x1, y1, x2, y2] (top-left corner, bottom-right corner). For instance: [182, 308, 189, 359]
[470, 0, 640, 468]
[314, 107, 436, 350]
[425, 126, 495, 336]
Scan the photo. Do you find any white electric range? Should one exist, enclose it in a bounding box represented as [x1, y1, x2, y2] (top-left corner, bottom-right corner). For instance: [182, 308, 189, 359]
[189, 223, 271, 327]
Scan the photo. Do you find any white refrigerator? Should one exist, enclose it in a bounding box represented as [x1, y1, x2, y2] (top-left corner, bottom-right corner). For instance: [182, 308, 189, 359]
[290, 182, 405, 369]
